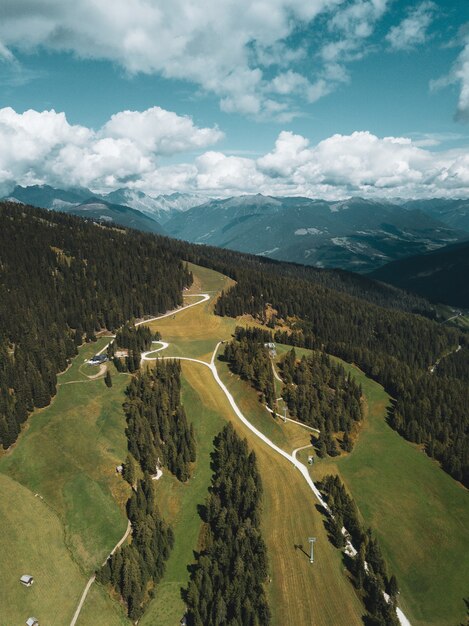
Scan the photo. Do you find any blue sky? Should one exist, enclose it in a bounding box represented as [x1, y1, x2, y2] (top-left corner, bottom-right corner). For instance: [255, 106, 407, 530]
[1, 0, 469, 198]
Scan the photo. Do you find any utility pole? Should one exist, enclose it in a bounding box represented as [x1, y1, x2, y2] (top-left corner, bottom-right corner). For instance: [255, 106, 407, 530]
[308, 537, 317, 563]
[283, 406, 287, 423]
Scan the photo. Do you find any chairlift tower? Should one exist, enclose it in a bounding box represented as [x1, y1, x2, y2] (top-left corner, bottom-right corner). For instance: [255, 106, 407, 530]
[308, 537, 317, 563]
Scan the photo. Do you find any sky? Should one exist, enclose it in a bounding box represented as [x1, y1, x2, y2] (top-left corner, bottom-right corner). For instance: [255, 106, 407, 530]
[1, 0, 469, 199]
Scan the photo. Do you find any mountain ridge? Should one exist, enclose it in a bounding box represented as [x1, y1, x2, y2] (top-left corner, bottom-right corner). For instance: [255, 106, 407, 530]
[165, 193, 467, 272]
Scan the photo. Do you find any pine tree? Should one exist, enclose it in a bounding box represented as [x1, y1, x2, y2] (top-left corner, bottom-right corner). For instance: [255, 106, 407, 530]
[104, 369, 112, 388]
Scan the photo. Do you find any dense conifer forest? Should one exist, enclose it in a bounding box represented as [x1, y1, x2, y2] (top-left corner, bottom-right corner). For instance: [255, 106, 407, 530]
[124, 360, 196, 481]
[185, 423, 270, 626]
[434, 344, 469, 382]
[319, 475, 399, 626]
[281, 349, 363, 455]
[164, 239, 438, 319]
[0, 202, 191, 449]
[223, 328, 276, 408]
[223, 328, 363, 456]
[114, 323, 160, 353]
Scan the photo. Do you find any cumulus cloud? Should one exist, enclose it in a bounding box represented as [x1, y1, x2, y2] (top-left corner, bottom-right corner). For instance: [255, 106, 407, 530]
[3, 105, 469, 199]
[0, 0, 390, 117]
[0, 106, 222, 191]
[386, 1, 435, 51]
[102, 107, 223, 154]
[139, 130, 469, 199]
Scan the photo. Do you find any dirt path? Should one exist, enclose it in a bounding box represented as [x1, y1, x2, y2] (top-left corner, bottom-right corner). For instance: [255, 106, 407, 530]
[69, 520, 131, 626]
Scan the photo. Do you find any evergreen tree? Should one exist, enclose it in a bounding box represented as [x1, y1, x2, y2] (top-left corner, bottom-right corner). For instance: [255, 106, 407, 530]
[104, 369, 112, 388]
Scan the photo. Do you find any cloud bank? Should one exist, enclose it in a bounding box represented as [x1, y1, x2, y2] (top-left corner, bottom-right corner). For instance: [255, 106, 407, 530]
[2, 106, 469, 200]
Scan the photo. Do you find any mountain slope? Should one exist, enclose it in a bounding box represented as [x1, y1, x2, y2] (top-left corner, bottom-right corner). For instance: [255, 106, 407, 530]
[165, 194, 465, 272]
[4, 185, 164, 233]
[370, 239, 469, 308]
[60, 198, 165, 233]
[403, 198, 469, 232]
[5, 184, 94, 209]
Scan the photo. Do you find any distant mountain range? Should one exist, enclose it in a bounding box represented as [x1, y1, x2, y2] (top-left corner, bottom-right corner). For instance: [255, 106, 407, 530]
[5, 186, 165, 234]
[402, 198, 469, 232]
[164, 194, 467, 272]
[370, 239, 469, 309]
[4, 185, 469, 274]
[103, 189, 207, 223]
[3, 184, 206, 233]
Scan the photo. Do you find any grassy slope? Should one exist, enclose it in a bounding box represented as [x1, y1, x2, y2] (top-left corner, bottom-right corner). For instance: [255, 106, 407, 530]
[278, 345, 469, 626]
[3, 259, 466, 626]
[0, 473, 85, 626]
[142, 264, 364, 626]
[146, 262, 236, 362]
[0, 338, 131, 626]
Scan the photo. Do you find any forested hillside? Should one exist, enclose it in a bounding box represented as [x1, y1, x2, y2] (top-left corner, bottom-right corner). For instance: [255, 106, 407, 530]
[281, 348, 363, 455]
[97, 359, 195, 619]
[212, 268, 468, 485]
[0, 201, 191, 449]
[165, 239, 438, 318]
[370, 239, 469, 308]
[223, 328, 276, 408]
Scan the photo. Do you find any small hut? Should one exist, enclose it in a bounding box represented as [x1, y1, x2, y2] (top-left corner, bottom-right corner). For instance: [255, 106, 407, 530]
[20, 575, 34, 587]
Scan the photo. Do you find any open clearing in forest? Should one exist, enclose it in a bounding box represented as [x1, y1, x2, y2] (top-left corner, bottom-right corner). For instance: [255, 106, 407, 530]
[0, 337, 131, 626]
[274, 345, 469, 626]
[146, 262, 236, 361]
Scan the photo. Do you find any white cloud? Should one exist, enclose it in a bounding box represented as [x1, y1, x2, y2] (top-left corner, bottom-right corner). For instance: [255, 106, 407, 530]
[0, 106, 222, 190]
[102, 107, 223, 154]
[257, 131, 312, 177]
[0, 0, 388, 118]
[195, 151, 265, 193]
[386, 2, 435, 51]
[431, 30, 469, 122]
